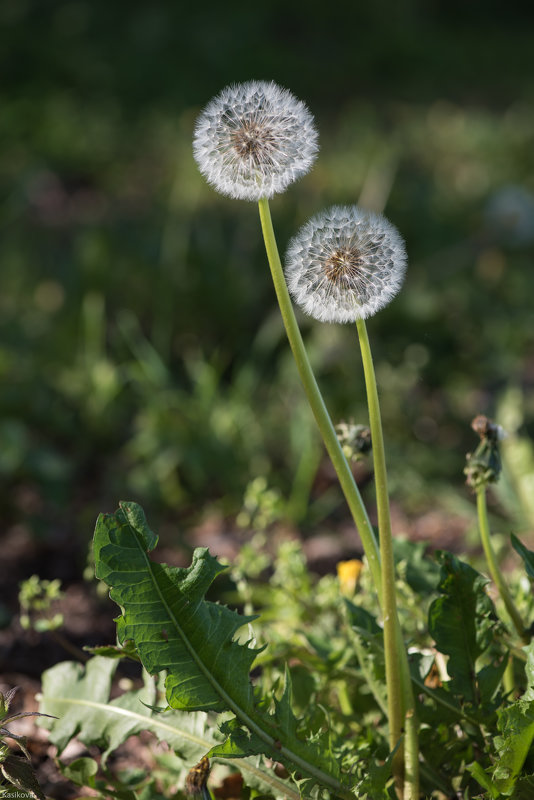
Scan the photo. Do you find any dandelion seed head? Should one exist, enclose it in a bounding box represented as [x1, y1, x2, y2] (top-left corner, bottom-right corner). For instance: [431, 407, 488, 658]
[193, 81, 318, 201]
[285, 206, 407, 323]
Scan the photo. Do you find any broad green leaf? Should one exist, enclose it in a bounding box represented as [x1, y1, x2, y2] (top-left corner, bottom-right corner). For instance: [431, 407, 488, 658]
[60, 757, 98, 787]
[477, 657, 509, 708]
[509, 775, 534, 799]
[511, 533, 534, 581]
[39, 655, 300, 800]
[39, 656, 160, 761]
[428, 551, 500, 704]
[93, 502, 355, 799]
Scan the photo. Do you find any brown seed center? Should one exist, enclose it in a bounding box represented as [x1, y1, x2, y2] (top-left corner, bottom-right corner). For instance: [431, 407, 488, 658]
[231, 122, 275, 164]
[323, 249, 364, 284]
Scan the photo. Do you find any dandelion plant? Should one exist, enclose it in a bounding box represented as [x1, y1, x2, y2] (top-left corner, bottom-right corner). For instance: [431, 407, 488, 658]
[193, 82, 418, 797]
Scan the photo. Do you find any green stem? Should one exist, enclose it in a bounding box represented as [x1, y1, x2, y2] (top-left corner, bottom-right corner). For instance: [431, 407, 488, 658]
[258, 197, 382, 601]
[503, 654, 515, 697]
[476, 486, 529, 644]
[355, 318, 419, 800]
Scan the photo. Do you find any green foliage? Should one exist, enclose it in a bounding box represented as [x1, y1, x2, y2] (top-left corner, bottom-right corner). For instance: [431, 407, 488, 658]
[3, 10, 534, 536]
[39, 655, 299, 799]
[429, 551, 505, 707]
[18, 574, 64, 632]
[33, 501, 534, 798]
[0, 687, 51, 800]
[93, 502, 355, 798]
[511, 534, 534, 582]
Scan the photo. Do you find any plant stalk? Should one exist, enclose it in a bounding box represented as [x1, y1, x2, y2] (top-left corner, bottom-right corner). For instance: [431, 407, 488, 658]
[476, 486, 529, 644]
[258, 197, 382, 601]
[355, 318, 419, 800]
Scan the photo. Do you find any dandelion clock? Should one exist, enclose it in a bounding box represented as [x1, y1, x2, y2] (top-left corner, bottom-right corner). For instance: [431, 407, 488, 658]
[193, 80, 318, 201]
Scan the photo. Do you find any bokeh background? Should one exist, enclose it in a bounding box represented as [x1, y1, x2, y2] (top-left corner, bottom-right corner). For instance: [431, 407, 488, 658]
[2, 0, 534, 588]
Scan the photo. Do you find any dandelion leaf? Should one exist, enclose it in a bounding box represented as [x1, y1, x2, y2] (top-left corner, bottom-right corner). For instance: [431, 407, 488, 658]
[0, 754, 46, 800]
[428, 551, 499, 705]
[93, 502, 353, 798]
[39, 656, 300, 800]
[492, 700, 534, 795]
[94, 501, 259, 714]
[511, 533, 534, 581]
[39, 656, 207, 763]
[490, 643, 534, 796]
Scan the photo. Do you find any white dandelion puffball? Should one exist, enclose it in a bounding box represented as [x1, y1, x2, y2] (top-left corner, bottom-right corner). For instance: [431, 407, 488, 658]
[193, 80, 318, 201]
[285, 206, 407, 323]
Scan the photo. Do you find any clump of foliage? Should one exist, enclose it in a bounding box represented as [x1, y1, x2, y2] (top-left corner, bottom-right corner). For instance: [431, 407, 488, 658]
[36, 500, 534, 799]
[0, 687, 51, 800]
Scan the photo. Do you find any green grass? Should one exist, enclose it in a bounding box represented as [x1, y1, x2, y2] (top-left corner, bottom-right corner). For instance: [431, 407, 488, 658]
[2, 1, 534, 545]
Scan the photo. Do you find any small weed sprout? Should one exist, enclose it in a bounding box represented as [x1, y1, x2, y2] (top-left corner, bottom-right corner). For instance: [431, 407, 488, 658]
[19, 575, 64, 633]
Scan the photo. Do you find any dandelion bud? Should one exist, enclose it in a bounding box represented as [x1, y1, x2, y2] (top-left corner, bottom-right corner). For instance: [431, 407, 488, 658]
[464, 415, 505, 489]
[185, 757, 211, 798]
[193, 80, 318, 201]
[285, 206, 407, 323]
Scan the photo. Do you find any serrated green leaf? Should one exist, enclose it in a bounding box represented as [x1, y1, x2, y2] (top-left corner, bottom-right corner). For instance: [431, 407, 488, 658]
[493, 700, 534, 795]
[356, 745, 396, 800]
[511, 534, 534, 581]
[39, 656, 301, 800]
[523, 642, 534, 702]
[468, 761, 499, 799]
[0, 754, 45, 800]
[428, 552, 499, 704]
[94, 503, 260, 714]
[93, 503, 355, 799]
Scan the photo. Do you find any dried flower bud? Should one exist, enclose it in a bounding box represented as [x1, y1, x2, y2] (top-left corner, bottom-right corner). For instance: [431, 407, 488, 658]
[193, 81, 318, 201]
[285, 206, 407, 323]
[185, 757, 211, 797]
[464, 415, 506, 489]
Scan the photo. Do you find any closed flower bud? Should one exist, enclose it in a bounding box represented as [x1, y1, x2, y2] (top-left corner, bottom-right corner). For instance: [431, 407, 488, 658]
[464, 415, 506, 489]
[285, 206, 407, 323]
[193, 81, 318, 201]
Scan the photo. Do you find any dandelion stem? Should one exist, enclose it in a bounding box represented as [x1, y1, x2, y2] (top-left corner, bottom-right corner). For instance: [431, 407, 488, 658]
[355, 318, 419, 800]
[476, 486, 529, 643]
[257, 197, 382, 601]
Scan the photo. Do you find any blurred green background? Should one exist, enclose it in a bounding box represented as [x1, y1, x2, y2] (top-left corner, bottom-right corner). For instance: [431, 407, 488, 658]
[2, 0, 534, 552]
